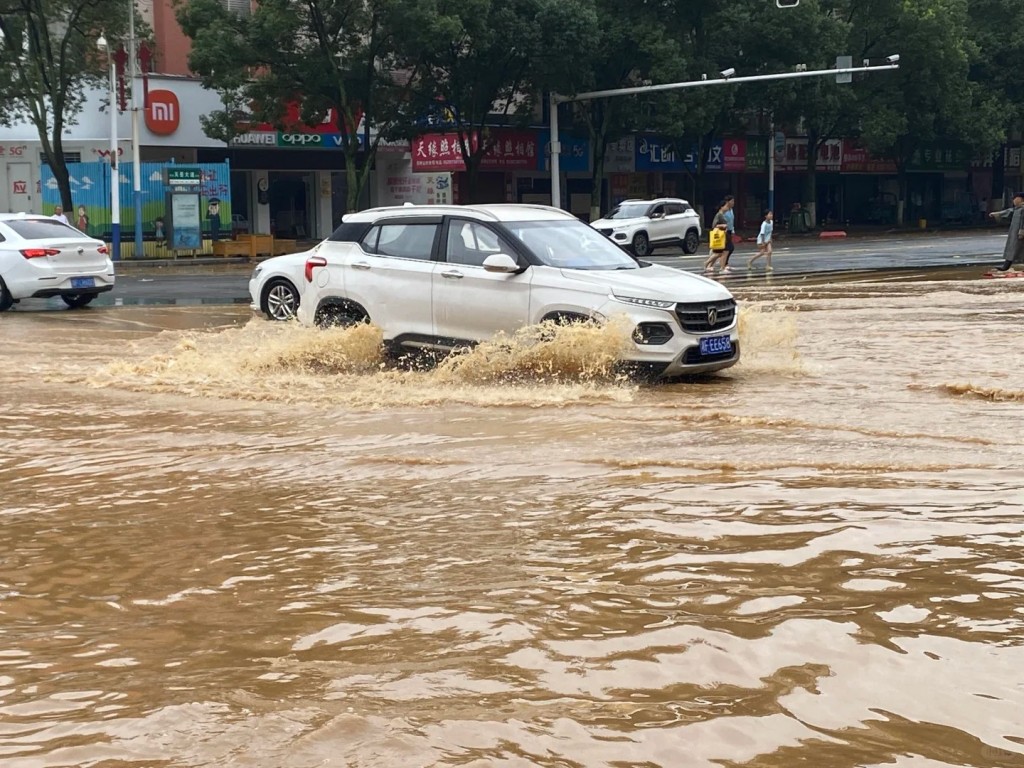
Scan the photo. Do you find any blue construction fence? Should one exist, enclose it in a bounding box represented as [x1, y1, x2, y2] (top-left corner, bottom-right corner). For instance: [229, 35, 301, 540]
[40, 161, 232, 255]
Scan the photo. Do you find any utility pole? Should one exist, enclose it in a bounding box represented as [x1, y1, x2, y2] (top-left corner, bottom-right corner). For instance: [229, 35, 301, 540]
[129, 0, 143, 258]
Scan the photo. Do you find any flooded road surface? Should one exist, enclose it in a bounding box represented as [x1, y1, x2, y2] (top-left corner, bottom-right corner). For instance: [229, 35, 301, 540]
[1, 276, 1023, 767]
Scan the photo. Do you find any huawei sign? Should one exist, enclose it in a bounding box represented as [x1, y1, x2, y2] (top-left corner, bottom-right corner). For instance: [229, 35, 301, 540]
[146, 89, 180, 135]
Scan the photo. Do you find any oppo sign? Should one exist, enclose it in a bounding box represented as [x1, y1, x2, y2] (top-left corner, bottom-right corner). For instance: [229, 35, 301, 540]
[277, 133, 353, 148]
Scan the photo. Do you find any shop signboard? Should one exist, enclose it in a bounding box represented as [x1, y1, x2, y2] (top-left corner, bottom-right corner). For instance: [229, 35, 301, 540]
[908, 141, 968, 172]
[376, 157, 452, 206]
[841, 140, 897, 174]
[722, 138, 747, 172]
[537, 130, 590, 173]
[635, 136, 697, 173]
[411, 131, 538, 172]
[777, 137, 843, 171]
[745, 137, 768, 171]
[604, 137, 635, 173]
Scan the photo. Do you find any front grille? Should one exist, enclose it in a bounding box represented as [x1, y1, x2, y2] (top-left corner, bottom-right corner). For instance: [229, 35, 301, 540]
[682, 341, 740, 365]
[675, 299, 736, 333]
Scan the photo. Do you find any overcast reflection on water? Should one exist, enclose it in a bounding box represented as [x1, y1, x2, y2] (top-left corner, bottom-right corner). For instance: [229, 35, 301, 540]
[0, 278, 1022, 768]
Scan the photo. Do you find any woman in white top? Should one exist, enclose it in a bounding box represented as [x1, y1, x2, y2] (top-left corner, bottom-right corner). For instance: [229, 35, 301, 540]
[748, 210, 774, 271]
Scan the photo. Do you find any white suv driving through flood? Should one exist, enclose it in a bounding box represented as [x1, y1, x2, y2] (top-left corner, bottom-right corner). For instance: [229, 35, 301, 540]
[297, 204, 738, 378]
[590, 197, 702, 258]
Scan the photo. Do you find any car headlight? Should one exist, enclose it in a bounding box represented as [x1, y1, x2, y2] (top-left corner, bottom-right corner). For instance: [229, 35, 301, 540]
[250, 266, 263, 280]
[613, 295, 676, 310]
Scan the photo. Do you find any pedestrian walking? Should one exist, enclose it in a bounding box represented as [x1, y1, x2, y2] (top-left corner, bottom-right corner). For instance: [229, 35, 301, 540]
[989, 192, 1024, 272]
[722, 195, 736, 267]
[51, 205, 69, 225]
[703, 201, 731, 274]
[748, 210, 774, 271]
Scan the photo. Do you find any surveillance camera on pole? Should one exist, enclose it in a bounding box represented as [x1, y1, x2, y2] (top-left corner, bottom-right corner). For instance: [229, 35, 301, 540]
[720, 68, 735, 80]
[886, 54, 900, 64]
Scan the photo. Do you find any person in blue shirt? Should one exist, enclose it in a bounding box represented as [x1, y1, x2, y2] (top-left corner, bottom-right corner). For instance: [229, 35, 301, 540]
[748, 210, 774, 271]
[722, 194, 736, 268]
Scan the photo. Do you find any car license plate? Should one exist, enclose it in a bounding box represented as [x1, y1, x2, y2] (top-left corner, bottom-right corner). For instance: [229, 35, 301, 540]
[70, 277, 95, 289]
[699, 335, 732, 355]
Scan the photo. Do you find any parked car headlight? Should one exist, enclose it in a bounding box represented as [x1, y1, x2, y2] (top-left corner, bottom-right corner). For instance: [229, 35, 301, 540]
[613, 295, 676, 310]
[251, 266, 263, 280]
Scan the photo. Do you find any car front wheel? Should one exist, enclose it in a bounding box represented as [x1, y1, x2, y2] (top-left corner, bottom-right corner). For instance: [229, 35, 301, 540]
[683, 228, 700, 254]
[61, 293, 95, 309]
[631, 232, 651, 258]
[264, 278, 299, 321]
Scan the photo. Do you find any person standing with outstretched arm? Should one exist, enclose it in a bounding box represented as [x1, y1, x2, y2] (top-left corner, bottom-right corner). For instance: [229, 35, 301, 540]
[989, 192, 1024, 272]
[748, 210, 774, 271]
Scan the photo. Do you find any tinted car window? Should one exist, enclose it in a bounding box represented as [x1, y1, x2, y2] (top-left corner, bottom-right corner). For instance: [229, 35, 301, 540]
[360, 227, 380, 253]
[446, 220, 513, 267]
[5, 219, 86, 240]
[665, 203, 684, 215]
[374, 223, 439, 260]
[328, 221, 372, 242]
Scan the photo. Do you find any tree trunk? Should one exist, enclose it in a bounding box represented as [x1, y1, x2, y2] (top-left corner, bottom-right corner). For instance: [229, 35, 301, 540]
[588, 104, 612, 220]
[345, 153, 360, 214]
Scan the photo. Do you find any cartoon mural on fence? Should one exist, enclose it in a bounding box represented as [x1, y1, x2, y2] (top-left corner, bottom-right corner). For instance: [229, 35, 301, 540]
[40, 162, 232, 239]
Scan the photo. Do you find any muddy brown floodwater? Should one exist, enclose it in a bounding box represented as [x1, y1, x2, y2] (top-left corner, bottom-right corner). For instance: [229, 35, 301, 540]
[1, 276, 1023, 768]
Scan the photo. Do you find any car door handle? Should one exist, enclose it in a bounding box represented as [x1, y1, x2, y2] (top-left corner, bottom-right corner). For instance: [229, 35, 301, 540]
[351, 262, 371, 270]
[440, 270, 464, 280]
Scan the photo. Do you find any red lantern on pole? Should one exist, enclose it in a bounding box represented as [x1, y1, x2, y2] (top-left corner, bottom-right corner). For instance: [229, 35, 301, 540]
[137, 41, 153, 108]
[113, 44, 129, 112]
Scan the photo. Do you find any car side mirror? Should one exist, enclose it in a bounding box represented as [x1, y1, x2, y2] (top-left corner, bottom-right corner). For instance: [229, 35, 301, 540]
[482, 253, 520, 273]
[649, 211, 664, 219]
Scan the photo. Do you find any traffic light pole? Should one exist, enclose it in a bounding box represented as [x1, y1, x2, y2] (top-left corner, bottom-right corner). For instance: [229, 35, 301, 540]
[547, 61, 899, 210]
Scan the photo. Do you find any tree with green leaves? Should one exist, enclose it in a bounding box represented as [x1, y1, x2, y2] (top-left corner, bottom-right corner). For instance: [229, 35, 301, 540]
[178, 0, 417, 213]
[0, 0, 129, 212]
[387, 0, 596, 202]
[544, 0, 681, 219]
[840, 0, 975, 223]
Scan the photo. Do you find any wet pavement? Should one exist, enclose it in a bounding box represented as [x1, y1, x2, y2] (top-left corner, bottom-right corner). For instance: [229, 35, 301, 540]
[1, 251, 1023, 767]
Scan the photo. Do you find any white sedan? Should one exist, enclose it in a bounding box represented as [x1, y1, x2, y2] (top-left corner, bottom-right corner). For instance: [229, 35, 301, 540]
[0, 213, 115, 311]
[248, 249, 314, 321]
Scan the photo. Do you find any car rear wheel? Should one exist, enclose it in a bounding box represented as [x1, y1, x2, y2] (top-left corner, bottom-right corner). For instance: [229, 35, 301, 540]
[263, 278, 299, 321]
[61, 293, 95, 309]
[0, 279, 13, 312]
[631, 232, 651, 258]
[314, 302, 369, 329]
[683, 228, 700, 254]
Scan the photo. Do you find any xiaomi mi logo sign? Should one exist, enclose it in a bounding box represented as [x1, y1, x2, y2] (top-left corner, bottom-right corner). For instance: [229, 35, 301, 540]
[146, 90, 180, 135]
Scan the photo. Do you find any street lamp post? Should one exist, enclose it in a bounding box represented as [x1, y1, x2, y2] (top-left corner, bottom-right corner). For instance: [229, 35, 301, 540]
[128, 1, 143, 258]
[97, 34, 120, 261]
[547, 60, 900, 210]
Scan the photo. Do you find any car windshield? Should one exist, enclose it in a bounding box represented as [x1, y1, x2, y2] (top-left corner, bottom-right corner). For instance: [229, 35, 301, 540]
[504, 219, 640, 270]
[605, 202, 651, 220]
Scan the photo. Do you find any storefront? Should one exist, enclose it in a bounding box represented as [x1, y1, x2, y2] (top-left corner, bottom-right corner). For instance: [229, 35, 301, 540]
[0, 76, 227, 216]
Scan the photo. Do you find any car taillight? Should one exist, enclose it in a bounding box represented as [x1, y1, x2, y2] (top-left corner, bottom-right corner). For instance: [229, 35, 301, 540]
[98, 245, 109, 255]
[305, 256, 327, 282]
[21, 248, 61, 259]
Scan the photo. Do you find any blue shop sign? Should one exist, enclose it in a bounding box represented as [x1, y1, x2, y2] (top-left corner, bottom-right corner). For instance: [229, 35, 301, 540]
[635, 136, 698, 172]
[537, 130, 591, 173]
